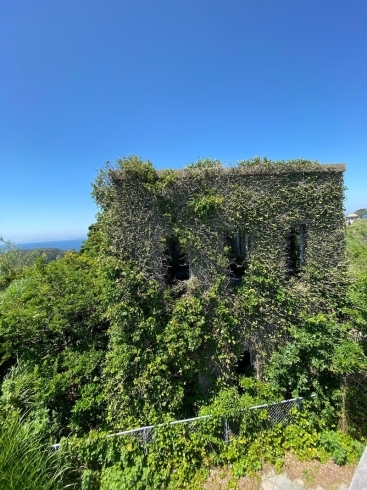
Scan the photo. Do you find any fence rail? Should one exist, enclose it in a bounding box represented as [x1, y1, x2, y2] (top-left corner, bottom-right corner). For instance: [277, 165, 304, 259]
[51, 396, 307, 452]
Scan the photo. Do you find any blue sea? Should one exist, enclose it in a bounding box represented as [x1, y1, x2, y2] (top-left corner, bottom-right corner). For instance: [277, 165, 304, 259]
[16, 238, 86, 251]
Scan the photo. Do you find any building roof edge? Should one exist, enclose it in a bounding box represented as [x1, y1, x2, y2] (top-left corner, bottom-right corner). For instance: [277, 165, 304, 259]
[155, 163, 346, 177]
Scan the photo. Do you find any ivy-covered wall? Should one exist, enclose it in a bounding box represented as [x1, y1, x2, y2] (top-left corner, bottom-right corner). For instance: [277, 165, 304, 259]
[97, 158, 345, 291]
[93, 157, 346, 399]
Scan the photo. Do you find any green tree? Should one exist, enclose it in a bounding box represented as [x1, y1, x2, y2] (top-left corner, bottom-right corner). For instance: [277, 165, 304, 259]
[345, 219, 367, 346]
[346, 219, 367, 272]
[354, 208, 367, 219]
[0, 237, 38, 290]
[265, 314, 365, 396]
[0, 252, 108, 437]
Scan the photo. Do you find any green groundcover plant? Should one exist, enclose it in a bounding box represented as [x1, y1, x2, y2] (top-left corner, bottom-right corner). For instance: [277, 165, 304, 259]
[59, 382, 364, 489]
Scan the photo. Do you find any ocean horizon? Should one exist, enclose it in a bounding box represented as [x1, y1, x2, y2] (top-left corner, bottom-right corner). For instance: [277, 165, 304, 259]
[15, 238, 86, 251]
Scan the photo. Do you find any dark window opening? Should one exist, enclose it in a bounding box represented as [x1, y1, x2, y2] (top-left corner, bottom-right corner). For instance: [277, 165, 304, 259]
[164, 236, 189, 283]
[225, 230, 250, 279]
[236, 350, 253, 376]
[286, 223, 306, 276]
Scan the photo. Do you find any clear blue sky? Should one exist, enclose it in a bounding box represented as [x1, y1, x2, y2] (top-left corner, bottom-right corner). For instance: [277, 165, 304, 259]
[1, 0, 366, 242]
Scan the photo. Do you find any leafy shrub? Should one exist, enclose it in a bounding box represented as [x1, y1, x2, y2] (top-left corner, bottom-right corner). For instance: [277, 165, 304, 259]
[319, 430, 364, 465]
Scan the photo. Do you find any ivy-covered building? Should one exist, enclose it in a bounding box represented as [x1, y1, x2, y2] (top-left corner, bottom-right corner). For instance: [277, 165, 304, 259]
[105, 161, 345, 286]
[156, 164, 345, 286]
[95, 158, 346, 378]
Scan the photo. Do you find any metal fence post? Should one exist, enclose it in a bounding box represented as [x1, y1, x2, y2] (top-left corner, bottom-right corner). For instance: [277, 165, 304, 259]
[224, 418, 230, 443]
[143, 428, 148, 454]
[296, 397, 302, 411]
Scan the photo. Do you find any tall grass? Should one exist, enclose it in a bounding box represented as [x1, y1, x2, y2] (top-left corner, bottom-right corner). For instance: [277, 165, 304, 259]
[0, 416, 65, 490]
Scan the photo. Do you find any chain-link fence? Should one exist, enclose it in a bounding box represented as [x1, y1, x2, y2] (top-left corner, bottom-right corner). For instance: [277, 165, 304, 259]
[224, 397, 303, 442]
[346, 371, 367, 437]
[51, 396, 304, 454]
[51, 396, 306, 453]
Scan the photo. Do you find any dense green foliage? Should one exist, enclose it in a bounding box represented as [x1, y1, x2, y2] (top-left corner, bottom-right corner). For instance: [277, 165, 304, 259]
[92, 156, 350, 413]
[58, 387, 364, 489]
[0, 157, 366, 488]
[346, 219, 367, 271]
[345, 220, 367, 344]
[343, 219, 367, 436]
[0, 252, 108, 437]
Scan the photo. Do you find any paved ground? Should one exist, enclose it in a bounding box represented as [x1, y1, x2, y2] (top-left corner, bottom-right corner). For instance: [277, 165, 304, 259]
[260, 470, 350, 490]
[261, 470, 305, 489]
[349, 447, 367, 490]
[203, 453, 357, 489]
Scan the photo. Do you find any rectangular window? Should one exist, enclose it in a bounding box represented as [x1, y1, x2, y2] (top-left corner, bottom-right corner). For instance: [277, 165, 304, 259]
[286, 223, 306, 275]
[236, 350, 254, 375]
[164, 236, 189, 282]
[226, 230, 251, 279]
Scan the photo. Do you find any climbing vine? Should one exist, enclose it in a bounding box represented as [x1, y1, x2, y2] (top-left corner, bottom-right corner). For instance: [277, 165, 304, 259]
[91, 155, 350, 423]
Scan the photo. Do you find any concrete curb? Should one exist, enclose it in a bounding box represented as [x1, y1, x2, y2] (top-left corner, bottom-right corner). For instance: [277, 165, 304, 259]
[349, 447, 367, 490]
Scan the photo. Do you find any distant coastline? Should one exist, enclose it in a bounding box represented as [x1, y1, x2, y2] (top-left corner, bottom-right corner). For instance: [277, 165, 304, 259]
[16, 238, 86, 251]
